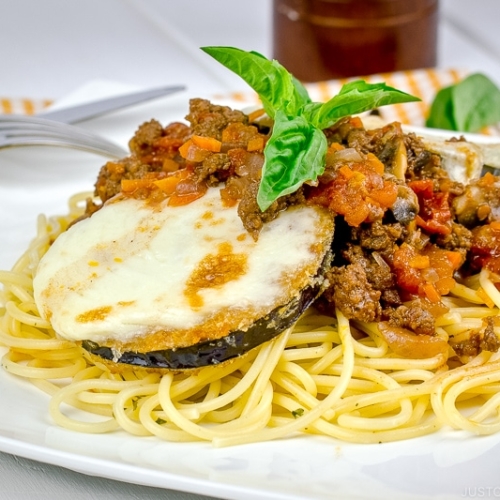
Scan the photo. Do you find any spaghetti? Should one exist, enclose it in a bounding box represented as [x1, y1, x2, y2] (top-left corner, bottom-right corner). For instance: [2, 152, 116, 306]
[2, 195, 500, 446]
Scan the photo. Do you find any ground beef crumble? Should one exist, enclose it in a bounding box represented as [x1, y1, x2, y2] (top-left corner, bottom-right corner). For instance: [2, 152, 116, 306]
[387, 301, 436, 336]
[451, 317, 500, 357]
[320, 263, 382, 323]
[185, 98, 248, 140]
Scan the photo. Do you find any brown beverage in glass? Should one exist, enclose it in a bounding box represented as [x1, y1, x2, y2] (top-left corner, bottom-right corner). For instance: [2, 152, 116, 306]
[273, 0, 439, 81]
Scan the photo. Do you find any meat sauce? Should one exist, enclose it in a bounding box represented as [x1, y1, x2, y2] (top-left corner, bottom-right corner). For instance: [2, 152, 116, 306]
[86, 98, 500, 360]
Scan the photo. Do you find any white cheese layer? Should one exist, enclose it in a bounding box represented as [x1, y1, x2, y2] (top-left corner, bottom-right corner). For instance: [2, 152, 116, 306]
[33, 187, 333, 347]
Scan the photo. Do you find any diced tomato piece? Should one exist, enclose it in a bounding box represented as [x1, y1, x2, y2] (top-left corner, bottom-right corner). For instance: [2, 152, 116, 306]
[409, 179, 452, 236]
[393, 243, 461, 302]
[393, 244, 422, 295]
[307, 156, 397, 227]
[369, 181, 398, 208]
[470, 223, 500, 273]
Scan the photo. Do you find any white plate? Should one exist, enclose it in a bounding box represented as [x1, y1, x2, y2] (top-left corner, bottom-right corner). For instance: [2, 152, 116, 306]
[2, 88, 500, 500]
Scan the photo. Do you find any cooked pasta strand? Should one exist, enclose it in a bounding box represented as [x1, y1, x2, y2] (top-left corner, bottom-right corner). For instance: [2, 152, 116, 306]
[3, 206, 500, 447]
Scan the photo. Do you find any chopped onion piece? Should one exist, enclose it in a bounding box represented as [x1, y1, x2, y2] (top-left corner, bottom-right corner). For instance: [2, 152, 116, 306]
[332, 148, 363, 163]
[372, 251, 390, 270]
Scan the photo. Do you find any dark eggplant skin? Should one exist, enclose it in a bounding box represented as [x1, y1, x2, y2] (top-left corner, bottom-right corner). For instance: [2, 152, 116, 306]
[81, 281, 321, 370]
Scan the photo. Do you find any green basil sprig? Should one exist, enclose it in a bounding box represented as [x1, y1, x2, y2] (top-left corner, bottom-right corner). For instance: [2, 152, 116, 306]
[202, 46, 419, 211]
[426, 73, 500, 133]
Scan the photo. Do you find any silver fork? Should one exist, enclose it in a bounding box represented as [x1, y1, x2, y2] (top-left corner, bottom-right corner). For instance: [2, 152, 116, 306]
[0, 115, 127, 159]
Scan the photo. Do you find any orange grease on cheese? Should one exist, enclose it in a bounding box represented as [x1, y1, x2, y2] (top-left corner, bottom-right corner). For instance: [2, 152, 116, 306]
[184, 242, 248, 308]
[118, 301, 135, 307]
[76, 306, 112, 323]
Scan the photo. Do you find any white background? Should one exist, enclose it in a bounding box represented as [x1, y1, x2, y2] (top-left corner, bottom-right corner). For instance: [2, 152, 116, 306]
[1, 0, 500, 100]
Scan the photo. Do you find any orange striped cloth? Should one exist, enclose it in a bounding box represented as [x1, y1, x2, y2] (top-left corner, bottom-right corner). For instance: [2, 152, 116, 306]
[1, 97, 53, 115]
[213, 67, 470, 128]
[3, 69, 496, 134]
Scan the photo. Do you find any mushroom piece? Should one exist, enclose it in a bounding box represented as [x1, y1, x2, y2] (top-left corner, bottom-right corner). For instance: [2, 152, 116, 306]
[392, 138, 408, 180]
[390, 183, 419, 224]
[419, 138, 484, 184]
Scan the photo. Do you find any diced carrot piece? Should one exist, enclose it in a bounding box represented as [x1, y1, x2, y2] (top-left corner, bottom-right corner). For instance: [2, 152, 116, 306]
[154, 177, 180, 195]
[220, 196, 238, 207]
[247, 136, 264, 152]
[479, 172, 496, 186]
[338, 165, 355, 179]
[410, 255, 430, 269]
[106, 162, 125, 175]
[422, 283, 441, 303]
[435, 277, 456, 295]
[477, 204, 491, 220]
[445, 251, 463, 270]
[168, 191, 206, 206]
[162, 158, 180, 172]
[179, 140, 212, 162]
[365, 153, 385, 175]
[179, 139, 193, 158]
[121, 179, 154, 193]
[191, 135, 222, 152]
[154, 169, 191, 195]
[328, 142, 345, 152]
[349, 116, 363, 128]
[247, 108, 266, 122]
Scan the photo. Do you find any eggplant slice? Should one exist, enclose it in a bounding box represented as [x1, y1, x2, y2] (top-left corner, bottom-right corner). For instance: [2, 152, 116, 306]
[82, 279, 322, 370]
[33, 186, 334, 371]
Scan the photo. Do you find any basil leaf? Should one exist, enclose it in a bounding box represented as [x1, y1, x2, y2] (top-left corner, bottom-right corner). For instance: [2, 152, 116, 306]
[257, 109, 327, 211]
[305, 80, 420, 129]
[426, 73, 500, 132]
[201, 46, 310, 117]
[425, 85, 456, 130]
[291, 74, 312, 106]
[202, 47, 419, 212]
[453, 74, 500, 132]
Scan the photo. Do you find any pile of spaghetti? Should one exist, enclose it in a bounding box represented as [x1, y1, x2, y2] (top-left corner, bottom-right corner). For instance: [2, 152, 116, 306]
[2, 99, 500, 446]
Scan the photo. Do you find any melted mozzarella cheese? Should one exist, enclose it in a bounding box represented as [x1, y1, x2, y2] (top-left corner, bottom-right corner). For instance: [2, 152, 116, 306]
[33, 187, 333, 348]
